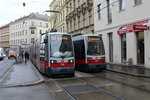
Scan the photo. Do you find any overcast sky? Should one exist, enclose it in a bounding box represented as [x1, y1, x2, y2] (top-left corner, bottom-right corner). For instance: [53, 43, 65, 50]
[0, 0, 52, 26]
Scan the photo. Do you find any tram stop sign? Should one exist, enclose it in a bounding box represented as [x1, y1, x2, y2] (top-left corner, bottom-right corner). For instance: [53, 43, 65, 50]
[20, 45, 26, 49]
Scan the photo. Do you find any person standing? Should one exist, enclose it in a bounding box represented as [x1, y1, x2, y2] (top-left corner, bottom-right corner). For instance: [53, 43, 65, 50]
[25, 51, 29, 63]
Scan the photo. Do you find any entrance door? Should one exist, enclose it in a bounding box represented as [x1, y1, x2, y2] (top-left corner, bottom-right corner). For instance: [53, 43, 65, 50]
[137, 32, 144, 64]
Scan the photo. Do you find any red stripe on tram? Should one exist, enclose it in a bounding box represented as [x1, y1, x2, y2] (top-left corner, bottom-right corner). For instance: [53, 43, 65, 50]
[50, 62, 74, 67]
[87, 59, 105, 63]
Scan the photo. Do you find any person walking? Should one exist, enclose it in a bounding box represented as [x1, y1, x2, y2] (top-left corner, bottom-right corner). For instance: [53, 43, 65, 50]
[24, 51, 29, 63]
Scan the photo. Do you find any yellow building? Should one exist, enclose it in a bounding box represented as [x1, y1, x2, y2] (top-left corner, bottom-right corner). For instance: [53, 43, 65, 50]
[66, 0, 94, 35]
[0, 24, 10, 50]
[49, 0, 94, 35]
[49, 0, 67, 32]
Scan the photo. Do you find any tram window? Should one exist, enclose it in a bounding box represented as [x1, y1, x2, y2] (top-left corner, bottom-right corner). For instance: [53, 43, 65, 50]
[44, 43, 48, 61]
[87, 40, 105, 56]
[50, 35, 73, 58]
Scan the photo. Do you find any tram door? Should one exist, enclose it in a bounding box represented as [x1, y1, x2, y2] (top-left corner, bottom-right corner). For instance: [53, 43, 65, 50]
[137, 32, 144, 64]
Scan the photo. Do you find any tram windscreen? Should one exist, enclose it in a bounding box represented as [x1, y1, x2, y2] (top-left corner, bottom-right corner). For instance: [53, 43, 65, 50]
[50, 34, 73, 58]
[87, 36, 105, 56]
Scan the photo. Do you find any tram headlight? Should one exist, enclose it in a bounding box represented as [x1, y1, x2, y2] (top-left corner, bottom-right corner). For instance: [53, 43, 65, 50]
[87, 57, 92, 60]
[50, 60, 57, 64]
[68, 59, 74, 63]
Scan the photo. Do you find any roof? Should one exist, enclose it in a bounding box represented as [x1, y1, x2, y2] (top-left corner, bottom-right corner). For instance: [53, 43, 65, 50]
[13, 12, 49, 23]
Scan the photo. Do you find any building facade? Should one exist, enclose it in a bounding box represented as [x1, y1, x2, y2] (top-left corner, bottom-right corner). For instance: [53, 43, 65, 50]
[49, 0, 67, 32]
[94, 0, 150, 68]
[9, 12, 49, 50]
[66, 0, 94, 35]
[0, 24, 10, 50]
[49, 0, 94, 35]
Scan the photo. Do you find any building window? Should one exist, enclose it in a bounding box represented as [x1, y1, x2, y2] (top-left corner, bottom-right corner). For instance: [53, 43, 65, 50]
[31, 38, 35, 44]
[46, 23, 48, 28]
[134, 0, 142, 5]
[121, 34, 126, 63]
[31, 21, 34, 26]
[119, 0, 125, 11]
[40, 30, 42, 34]
[78, 16, 80, 29]
[40, 22, 42, 26]
[107, 0, 112, 24]
[97, 3, 101, 19]
[70, 20, 72, 32]
[78, 0, 80, 6]
[26, 30, 27, 35]
[31, 29, 35, 34]
[89, 10, 92, 25]
[83, 13, 86, 27]
[74, 19, 76, 30]
[108, 32, 113, 62]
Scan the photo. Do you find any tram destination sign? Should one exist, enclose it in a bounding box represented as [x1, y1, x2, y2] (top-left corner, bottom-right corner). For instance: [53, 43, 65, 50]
[87, 37, 101, 41]
[51, 36, 70, 40]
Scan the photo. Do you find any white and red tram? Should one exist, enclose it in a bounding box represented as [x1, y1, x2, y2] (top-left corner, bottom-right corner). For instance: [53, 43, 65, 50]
[30, 32, 75, 76]
[73, 34, 106, 71]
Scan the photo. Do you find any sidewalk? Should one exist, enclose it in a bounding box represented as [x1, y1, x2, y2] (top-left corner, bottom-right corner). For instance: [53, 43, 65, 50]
[0, 61, 44, 88]
[107, 63, 150, 78]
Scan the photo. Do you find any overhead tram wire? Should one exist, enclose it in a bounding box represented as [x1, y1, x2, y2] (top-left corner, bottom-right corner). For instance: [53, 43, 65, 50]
[49, 0, 119, 32]
[65, 0, 119, 30]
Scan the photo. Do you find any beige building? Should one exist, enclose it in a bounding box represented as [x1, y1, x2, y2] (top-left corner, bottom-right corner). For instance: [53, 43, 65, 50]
[10, 12, 49, 50]
[49, 0, 66, 32]
[0, 24, 10, 50]
[49, 0, 94, 35]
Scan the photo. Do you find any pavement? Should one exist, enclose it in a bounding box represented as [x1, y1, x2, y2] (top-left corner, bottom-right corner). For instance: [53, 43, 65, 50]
[107, 63, 150, 78]
[0, 60, 44, 88]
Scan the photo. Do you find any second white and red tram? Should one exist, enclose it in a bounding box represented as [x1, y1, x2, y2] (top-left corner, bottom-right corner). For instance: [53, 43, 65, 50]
[30, 32, 75, 76]
[73, 34, 106, 71]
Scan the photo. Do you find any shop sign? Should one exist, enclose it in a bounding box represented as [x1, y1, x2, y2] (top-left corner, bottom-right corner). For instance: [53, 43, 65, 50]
[118, 20, 149, 34]
[133, 25, 149, 30]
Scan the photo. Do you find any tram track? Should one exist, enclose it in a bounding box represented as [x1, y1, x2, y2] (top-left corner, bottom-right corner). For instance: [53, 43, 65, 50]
[0, 59, 15, 78]
[106, 71, 150, 83]
[92, 71, 150, 93]
[45, 76, 124, 100]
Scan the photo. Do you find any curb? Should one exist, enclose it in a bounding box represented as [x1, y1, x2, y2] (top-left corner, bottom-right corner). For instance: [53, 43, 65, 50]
[0, 61, 45, 88]
[107, 69, 150, 78]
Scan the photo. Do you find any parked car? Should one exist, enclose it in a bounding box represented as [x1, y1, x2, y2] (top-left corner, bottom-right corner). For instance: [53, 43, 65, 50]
[0, 48, 4, 60]
[8, 50, 17, 59]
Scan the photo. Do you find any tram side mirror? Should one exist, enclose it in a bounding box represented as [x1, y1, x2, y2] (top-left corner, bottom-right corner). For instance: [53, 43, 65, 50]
[44, 38, 48, 43]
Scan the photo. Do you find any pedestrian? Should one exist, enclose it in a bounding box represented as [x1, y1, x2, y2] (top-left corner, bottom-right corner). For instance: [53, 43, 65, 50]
[24, 51, 29, 63]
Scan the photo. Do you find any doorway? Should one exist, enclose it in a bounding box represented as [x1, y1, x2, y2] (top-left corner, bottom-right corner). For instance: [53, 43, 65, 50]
[137, 32, 144, 64]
